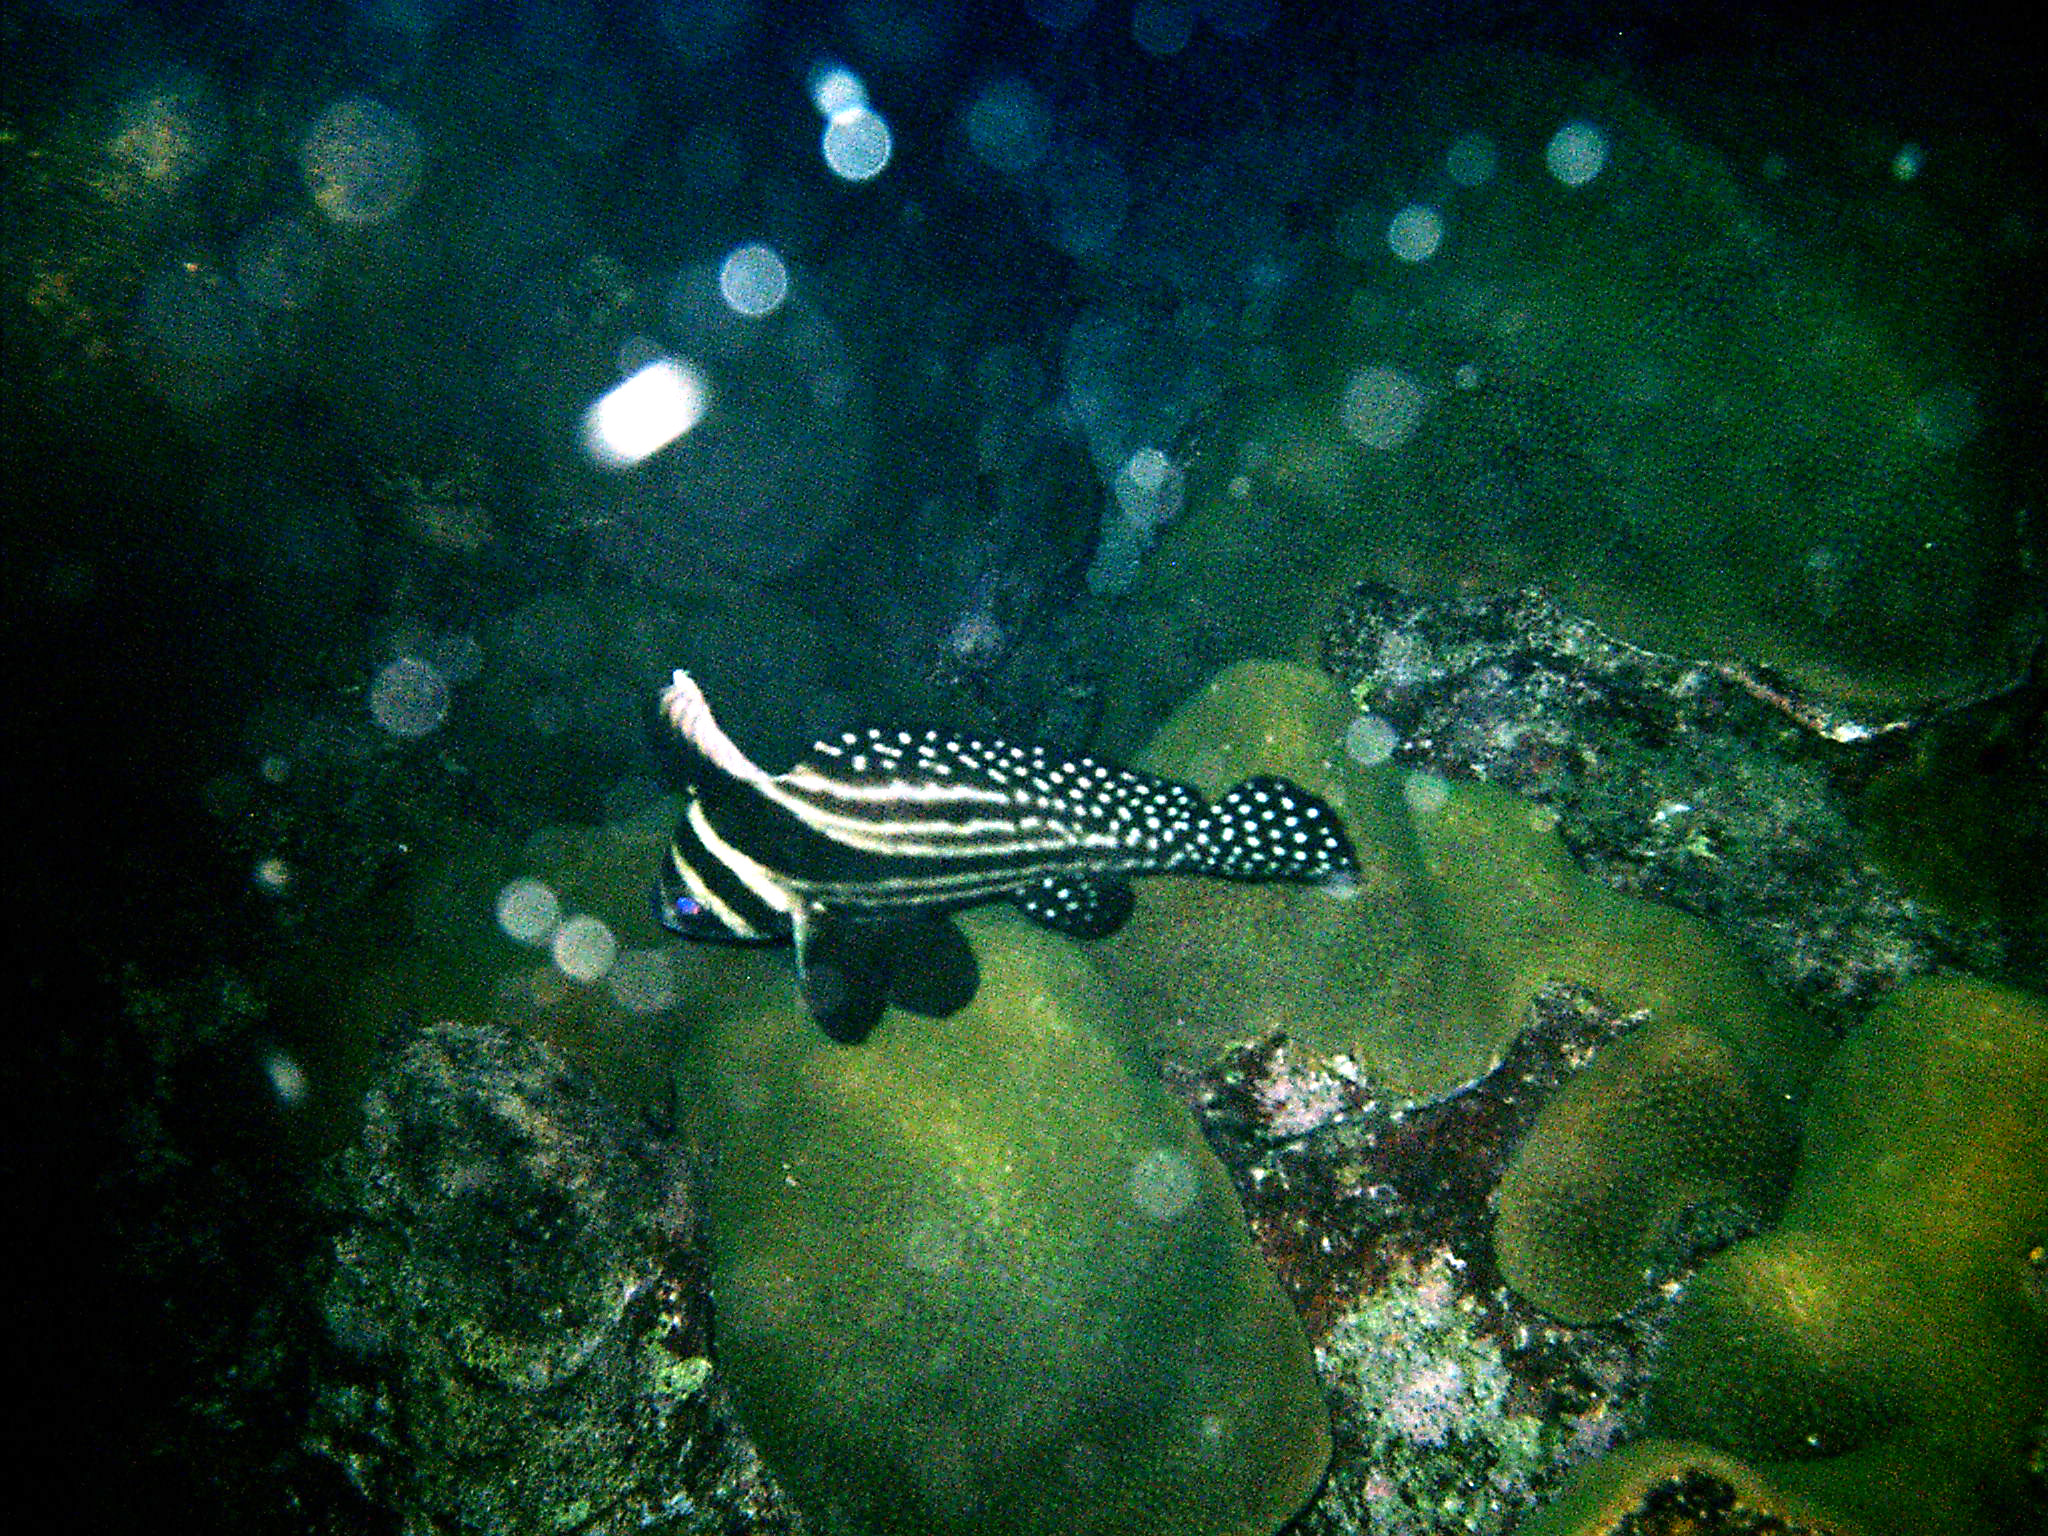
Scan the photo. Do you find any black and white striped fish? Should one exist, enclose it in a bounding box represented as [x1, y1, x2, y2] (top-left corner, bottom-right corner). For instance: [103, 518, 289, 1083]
[654, 669, 1356, 1043]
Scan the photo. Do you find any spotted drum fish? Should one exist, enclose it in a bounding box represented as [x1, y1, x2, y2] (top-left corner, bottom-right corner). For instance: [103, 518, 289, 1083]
[655, 669, 1357, 1043]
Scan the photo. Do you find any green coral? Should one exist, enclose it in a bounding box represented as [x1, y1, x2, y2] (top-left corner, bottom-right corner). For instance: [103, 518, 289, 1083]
[1525, 977, 2048, 1535]
[1515, 1439, 1848, 1535]
[1098, 660, 1825, 1321]
[1628, 975, 2048, 1534]
[687, 908, 1330, 1536]
[1096, 49, 2032, 754]
[1099, 662, 1825, 1150]
[1489, 991, 1824, 1325]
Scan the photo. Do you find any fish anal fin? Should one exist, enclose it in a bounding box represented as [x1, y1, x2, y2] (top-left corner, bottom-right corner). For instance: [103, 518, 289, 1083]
[794, 909, 894, 1044]
[1010, 874, 1135, 940]
[886, 914, 979, 1019]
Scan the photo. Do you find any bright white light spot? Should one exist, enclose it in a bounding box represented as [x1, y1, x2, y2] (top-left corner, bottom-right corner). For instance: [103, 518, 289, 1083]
[369, 657, 450, 737]
[718, 242, 789, 317]
[553, 914, 619, 982]
[822, 108, 893, 182]
[1340, 364, 1427, 450]
[1545, 121, 1609, 187]
[607, 947, 681, 1012]
[1403, 771, 1450, 819]
[299, 95, 423, 225]
[1891, 141, 1925, 181]
[1130, 0, 1194, 57]
[581, 358, 707, 469]
[264, 1049, 308, 1107]
[1129, 1146, 1198, 1221]
[1343, 714, 1400, 767]
[1444, 131, 1498, 187]
[1387, 203, 1444, 262]
[253, 856, 292, 895]
[809, 64, 867, 120]
[963, 78, 1051, 175]
[496, 878, 562, 945]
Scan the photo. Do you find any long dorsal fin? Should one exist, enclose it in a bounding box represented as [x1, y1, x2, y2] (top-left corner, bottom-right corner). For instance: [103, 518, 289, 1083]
[661, 670, 774, 790]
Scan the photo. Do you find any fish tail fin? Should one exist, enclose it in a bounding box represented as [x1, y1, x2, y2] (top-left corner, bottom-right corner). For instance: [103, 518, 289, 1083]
[660, 670, 773, 789]
[1190, 775, 1357, 882]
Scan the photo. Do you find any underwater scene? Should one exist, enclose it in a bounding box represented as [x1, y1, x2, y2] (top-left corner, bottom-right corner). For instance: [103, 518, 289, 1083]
[7, 1, 2046, 1533]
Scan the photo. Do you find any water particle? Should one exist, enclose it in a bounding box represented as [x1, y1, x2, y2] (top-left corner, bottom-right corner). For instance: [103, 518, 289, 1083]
[495, 878, 562, 945]
[606, 947, 680, 1013]
[1444, 131, 1498, 187]
[1403, 771, 1451, 819]
[299, 95, 423, 225]
[369, 657, 450, 738]
[552, 914, 619, 982]
[1341, 364, 1428, 450]
[1387, 203, 1445, 262]
[1129, 1146, 1198, 1221]
[1344, 714, 1400, 766]
[1545, 120, 1609, 187]
[718, 242, 790, 317]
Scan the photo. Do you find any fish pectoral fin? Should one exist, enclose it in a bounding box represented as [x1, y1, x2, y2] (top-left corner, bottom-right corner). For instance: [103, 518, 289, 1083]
[793, 908, 894, 1044]
[884, 914, 978, 1019]
[1009, 874, 1135, 940]
[793, 909, 981, 1041]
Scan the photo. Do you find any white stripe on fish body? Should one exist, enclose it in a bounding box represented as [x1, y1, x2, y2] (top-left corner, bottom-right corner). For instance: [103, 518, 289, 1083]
[774, 760, 1207, 857]
[687, 798, 795, 919]
[667, 831, 767, 936]
[777, 842, 1184, 905]
[776, 819, 1136, 862]
[662, 671, 774, 790]
[779, 763, 1020, 813]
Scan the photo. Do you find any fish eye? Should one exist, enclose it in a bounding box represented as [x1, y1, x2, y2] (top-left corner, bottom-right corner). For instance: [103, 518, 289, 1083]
[652, 885, 706, 932]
